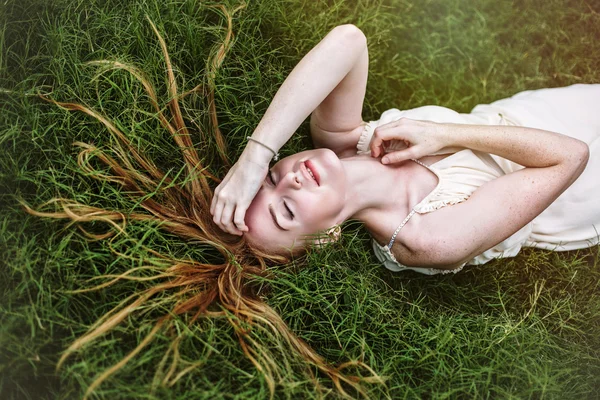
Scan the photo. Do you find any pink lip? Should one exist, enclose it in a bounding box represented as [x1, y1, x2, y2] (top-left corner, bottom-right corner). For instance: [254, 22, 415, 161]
[300, 162, 315, 186]
[303, 160, 320, 186]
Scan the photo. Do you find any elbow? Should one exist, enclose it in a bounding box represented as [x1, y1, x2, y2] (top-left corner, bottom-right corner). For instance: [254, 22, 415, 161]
[578, 140, 590, 169]
[571, 139, 590, 175]
[330, 24, 367, 48]
[558, 139, 589, 186]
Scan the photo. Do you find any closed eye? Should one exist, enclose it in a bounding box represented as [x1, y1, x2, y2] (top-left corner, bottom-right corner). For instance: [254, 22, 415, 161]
[268, 170, 295, 220]
[283, 201, 294, 220]
[267, 170, 275, 186]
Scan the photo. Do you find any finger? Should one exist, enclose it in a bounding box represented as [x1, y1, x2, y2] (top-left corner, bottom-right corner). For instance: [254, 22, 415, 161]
[370, 128, 385, 158]
[220, 203, 242, 235]
[210, 195, 216, 216]
[382, 147, 420, 164]
[212, 201, 225, 230]
[370, 125, 405, 157]
[210, 186, 222, 215]
[219, 202, 235, 234]
[211, 168, 234, 214]
[371, 141, 385, 158]
[233, 204, 249, 233]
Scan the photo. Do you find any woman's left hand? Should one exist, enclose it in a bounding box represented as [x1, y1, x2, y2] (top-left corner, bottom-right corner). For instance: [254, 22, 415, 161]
[370, 118, 450, 164]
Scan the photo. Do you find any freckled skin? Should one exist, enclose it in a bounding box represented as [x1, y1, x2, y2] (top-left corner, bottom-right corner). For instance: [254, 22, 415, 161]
[243, 121, 589, 267]
[218, 25, 592, 267]
[374, 122, 589, 269]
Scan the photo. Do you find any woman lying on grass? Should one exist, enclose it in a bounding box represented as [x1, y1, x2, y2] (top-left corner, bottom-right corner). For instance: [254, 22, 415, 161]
[30, 18, 598, 399]
[212, 24, 599, 275]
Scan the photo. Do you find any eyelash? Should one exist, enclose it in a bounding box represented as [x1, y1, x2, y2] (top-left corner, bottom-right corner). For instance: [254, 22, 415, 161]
[284, 202, 294, 219]
[268, 170, 275, 185]
[268, 170, 295, 220]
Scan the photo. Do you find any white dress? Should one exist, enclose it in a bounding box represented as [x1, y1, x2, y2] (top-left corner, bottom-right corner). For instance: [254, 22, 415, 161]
[356, 84, 600, 275]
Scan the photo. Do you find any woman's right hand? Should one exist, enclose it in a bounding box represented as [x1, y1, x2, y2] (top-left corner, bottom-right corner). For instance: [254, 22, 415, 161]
[210, 153, 269, 236]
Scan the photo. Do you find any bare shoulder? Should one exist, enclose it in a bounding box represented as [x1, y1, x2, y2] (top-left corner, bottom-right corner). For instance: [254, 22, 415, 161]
[362, 207, 425, 266]
[375, 211, 468, 270]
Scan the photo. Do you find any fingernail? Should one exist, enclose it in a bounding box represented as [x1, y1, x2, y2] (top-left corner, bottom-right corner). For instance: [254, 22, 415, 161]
[382, 158, 389, 164]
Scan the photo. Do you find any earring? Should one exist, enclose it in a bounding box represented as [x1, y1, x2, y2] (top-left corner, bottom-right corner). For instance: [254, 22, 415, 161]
[325, 225, 341, 242]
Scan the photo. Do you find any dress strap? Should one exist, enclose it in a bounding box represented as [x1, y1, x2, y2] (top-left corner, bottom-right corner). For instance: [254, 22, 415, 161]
[387, 208, 416, 249]
[386, 158, 430, 249]
[411, 158, 431, 170]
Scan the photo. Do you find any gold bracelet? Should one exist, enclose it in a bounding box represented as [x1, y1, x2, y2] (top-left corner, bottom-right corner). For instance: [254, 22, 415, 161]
[247, 136, 279, 161]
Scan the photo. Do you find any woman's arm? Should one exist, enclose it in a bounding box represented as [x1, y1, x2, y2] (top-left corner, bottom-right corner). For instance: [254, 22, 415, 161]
[372, 119, 589, 169]
[370, 119, 590, 268]
[211, 24, 368, 235]
[250, 24, 367, 163]
[309, 27, 368, 154]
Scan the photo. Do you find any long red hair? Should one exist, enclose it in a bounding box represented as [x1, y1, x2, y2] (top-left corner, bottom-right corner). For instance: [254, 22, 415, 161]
[24, 9, 383, 400]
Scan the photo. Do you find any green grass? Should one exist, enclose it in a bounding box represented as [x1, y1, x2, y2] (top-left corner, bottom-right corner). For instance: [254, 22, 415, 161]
[1, 0, 600, 398]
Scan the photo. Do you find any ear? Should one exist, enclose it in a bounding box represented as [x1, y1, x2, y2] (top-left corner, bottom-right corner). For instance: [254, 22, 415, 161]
[312, 225, 341, 247]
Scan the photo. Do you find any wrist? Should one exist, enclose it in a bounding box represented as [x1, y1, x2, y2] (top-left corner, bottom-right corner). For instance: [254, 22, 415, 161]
[438, 122, 460, 148]
[241, 140, 275, 166]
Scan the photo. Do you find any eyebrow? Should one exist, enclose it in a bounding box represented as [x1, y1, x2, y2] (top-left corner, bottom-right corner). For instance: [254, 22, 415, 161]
[269, 204, 288, 231]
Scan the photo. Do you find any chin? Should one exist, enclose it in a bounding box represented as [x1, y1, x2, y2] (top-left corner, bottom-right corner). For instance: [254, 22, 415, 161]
[308, 148, 344, 186]
[315, 147, 341, 163]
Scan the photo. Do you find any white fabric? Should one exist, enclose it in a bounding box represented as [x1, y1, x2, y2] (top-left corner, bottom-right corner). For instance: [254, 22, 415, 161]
[356, 84, 600, 274]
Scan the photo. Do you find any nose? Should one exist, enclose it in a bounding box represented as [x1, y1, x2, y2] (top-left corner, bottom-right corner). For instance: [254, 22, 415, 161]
[279, 171, 301, 190]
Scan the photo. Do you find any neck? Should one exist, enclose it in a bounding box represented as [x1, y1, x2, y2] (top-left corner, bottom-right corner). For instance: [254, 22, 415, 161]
[336, 155, 421, 224]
